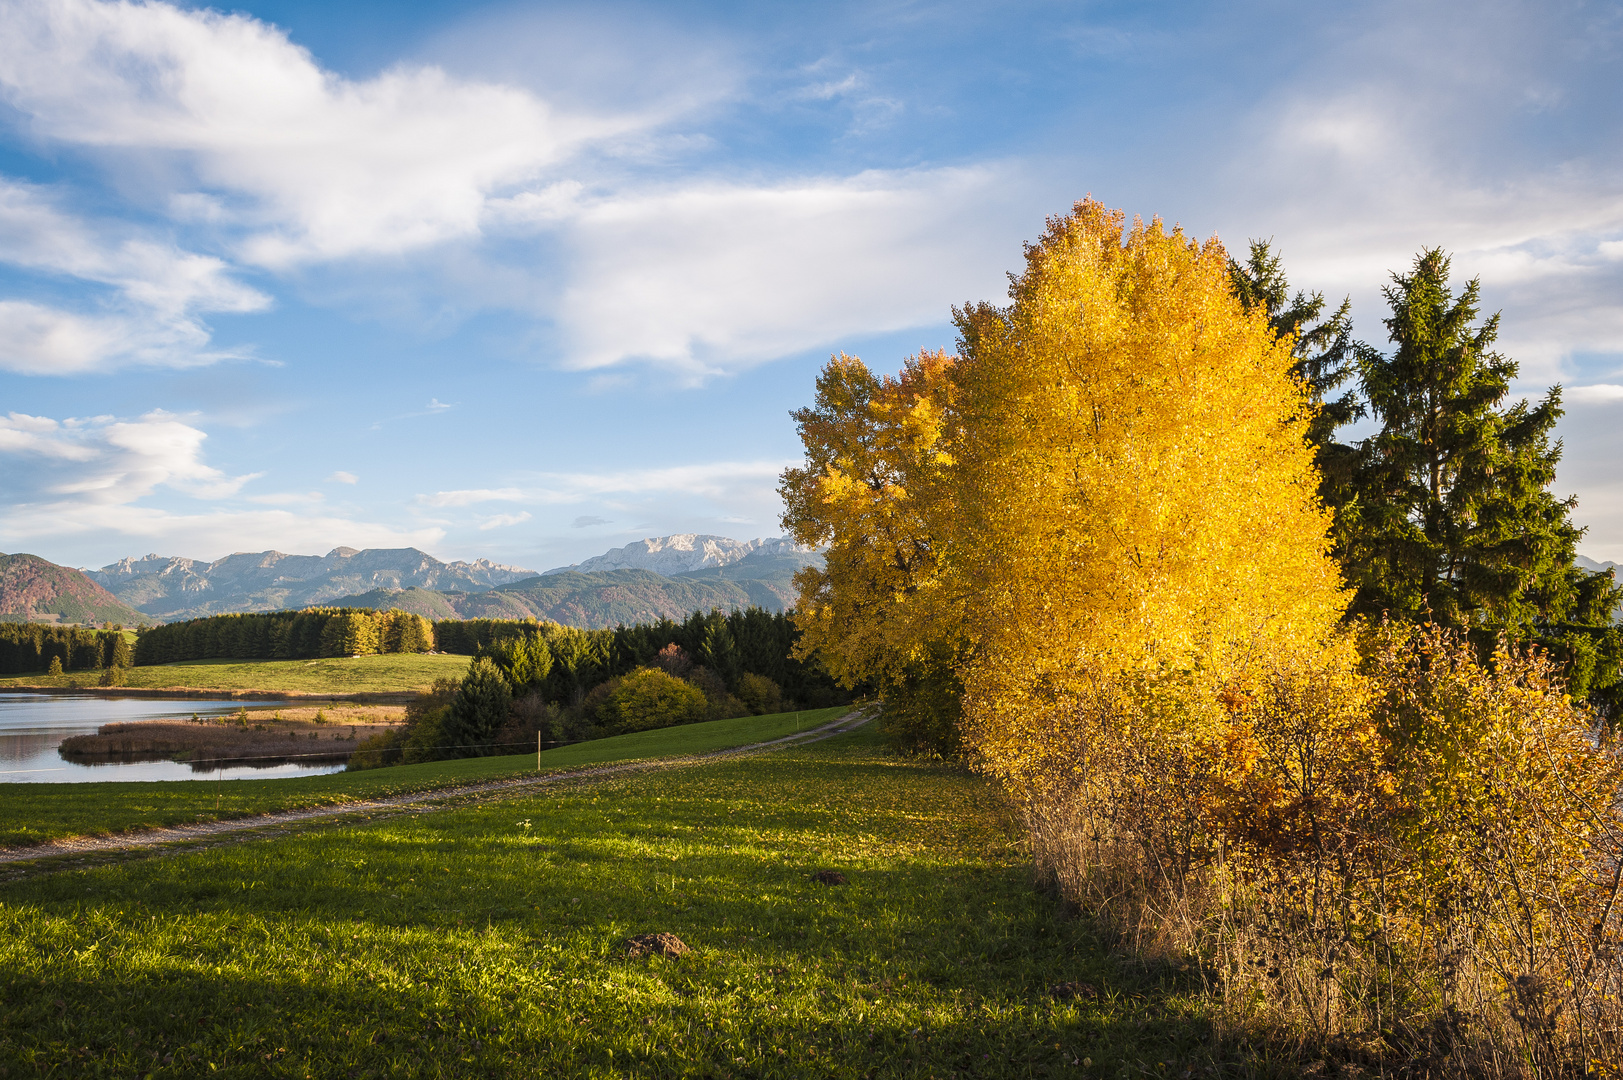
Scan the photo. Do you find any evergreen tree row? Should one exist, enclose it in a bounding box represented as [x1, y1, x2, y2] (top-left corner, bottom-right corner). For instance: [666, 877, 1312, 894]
[128, 605, 845, 707]
[456, 606, 844, 708]
[132, 609, 434, 665]
[0, 624, 132, 675]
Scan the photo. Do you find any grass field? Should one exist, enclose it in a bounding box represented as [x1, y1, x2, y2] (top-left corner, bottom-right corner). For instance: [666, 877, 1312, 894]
[0, 724, 1222, 1078]
[0, 708, 849, 848]
[0, 652, 472, 695]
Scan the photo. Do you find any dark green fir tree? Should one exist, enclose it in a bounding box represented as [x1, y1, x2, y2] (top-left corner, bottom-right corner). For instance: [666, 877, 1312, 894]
[1228, 239, 1366, 503]
[1340, 248, 1622, 710]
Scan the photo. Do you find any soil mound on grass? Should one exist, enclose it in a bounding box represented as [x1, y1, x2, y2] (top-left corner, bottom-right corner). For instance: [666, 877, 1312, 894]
[1048, 981, 1097, 1000]
[813, 869, 848, 885]
[624, 932, 690, 958]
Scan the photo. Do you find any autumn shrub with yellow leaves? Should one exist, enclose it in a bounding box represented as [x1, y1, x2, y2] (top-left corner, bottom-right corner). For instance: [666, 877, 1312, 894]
[781, 198, 1623, 1075]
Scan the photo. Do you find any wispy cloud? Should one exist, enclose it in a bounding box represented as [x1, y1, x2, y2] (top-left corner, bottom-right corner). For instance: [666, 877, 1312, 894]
[419, 461, 792, 509]
[535, 167, 1021, 378]
[0, 410, 441, 561]
[0, 179, 268, 373]
[1568, 384, 1623, 405]
[0, 0, 644, 267]
[417, 487, 527, 508]
[477, 511, 532, 530]
[326, 470, 358, 484]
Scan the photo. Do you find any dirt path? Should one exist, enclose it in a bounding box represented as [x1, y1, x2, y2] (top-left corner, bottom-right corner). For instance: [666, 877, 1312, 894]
[0, 709, 874, 867]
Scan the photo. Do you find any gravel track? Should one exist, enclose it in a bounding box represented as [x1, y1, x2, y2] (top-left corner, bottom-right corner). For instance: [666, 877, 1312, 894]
[0, 709, 874, 866]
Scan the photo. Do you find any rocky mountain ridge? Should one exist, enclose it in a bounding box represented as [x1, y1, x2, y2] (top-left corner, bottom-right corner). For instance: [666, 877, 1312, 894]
[334, 542, 821, 629]
[542, 534, 814, 576]
[88, 547, 535, 622]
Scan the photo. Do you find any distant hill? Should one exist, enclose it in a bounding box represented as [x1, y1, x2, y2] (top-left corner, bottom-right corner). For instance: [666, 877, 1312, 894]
[333, 540, 823, 629]
[0, 553, 147, 626]
[88, 547, 535, 622]
[1578, 554, 1620, 575]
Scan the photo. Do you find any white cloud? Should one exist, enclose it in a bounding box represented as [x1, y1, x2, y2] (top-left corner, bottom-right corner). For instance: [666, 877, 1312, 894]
[0, 409, 441, 561]
[420, 461, 793, 508]
[0, 179, 266, 316]
[544, 167, 1022, 376]
[0, 177, 268, 373]
[477, 511, 532, 530]
[0, 0, 641, 267]
[417, 487, 527, 508]
[0, 1, 1029, 379]
[326, 470, 358, 484]
[1568, 384, 1623, 405]
[0, 409, 257, 502]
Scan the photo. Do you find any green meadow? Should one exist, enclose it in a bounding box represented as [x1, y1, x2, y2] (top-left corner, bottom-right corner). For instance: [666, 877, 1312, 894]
[0, 652, 472, 696]
[0, 708, 848, 848]
[0, 724, 1222, 1078]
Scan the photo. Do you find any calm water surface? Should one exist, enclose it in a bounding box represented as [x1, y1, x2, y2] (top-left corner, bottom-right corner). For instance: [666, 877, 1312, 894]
[0, 694, 346, 783]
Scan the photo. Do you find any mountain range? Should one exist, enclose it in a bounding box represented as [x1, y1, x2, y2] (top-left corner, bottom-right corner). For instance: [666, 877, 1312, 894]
[34, 534, 823, 628]
[331, 537, 820, 628]
[1, 537, 1612, 630]
[1577, 555, 1620, 575]
[85, 547, 536, 623]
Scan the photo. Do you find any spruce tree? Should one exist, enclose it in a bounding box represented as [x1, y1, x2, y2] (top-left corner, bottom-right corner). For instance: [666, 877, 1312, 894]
[1228, 239, 1365, 502]
[1340, 248, 1621, 706]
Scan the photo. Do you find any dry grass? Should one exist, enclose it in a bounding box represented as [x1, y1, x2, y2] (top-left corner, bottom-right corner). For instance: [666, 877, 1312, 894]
[1007, 627, 1623, 1078]
[58, 706, 405, 769]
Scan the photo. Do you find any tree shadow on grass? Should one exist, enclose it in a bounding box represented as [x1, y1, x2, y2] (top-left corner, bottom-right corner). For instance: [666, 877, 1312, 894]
[1, 747, 1245, 1077]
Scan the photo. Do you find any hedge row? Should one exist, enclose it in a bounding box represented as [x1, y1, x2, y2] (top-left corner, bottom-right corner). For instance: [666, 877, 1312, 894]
[0, 624, 131, 675]
[132, 609, 434, 665]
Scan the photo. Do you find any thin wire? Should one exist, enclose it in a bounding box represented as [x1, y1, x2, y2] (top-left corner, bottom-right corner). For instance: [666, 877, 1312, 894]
[28, 738, 585, 772]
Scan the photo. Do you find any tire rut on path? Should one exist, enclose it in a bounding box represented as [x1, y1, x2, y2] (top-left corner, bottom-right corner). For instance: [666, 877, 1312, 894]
[0, 709, 875, 867]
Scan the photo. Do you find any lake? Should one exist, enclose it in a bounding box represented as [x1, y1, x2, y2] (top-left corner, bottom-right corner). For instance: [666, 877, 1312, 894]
[0, 694, 347, 783]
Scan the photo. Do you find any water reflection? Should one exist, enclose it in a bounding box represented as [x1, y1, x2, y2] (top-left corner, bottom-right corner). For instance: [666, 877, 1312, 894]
[0, 694, 347, 783]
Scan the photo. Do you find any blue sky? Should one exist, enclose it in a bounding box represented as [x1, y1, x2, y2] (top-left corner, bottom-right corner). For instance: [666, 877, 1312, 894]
[1, 0, 1620, 571]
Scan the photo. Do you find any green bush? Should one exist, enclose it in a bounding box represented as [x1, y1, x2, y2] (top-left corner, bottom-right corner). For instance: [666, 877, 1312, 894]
[347, 727, 405, 770]
[599, 667, 708, 734]
[401, 706, 455, 765]
[736, 672, 784, 715]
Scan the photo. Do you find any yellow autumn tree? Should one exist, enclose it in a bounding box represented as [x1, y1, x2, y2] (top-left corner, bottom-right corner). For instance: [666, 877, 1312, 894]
[949, 199, 1348, 781]
[779, 350, 964, 752]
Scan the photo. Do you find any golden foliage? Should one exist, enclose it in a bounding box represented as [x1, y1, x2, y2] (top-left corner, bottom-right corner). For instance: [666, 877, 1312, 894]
[950, 199, 1348, 779]
[781, 197, 1623, 1070]
[779, 349, 960, 691]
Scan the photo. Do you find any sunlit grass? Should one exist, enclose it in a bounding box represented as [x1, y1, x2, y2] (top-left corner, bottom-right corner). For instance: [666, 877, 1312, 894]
[0, 652, 473, 695]
[0, 708, 848, 847]
[0, 725, 1222, 1078]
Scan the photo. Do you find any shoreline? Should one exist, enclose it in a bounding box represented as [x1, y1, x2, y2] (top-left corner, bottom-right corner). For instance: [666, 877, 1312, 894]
[0, 685, 416, 705]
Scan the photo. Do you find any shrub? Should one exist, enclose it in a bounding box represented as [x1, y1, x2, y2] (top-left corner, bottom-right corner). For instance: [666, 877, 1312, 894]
[47, 656, 62, 676]
[736, 672, 783, 715]
[400, 706, 455, 765]
[97, 666, 126, 687]
[684, 665, 749, 721]
[1021, 625, 1623, 1075]
[599, 667, 708, 734]
[347, 727, 404, 770]
[494, 692, 566, 753]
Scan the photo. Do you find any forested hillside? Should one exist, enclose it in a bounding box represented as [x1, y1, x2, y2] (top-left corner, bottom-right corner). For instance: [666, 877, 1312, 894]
[0, 553, 146, 626]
